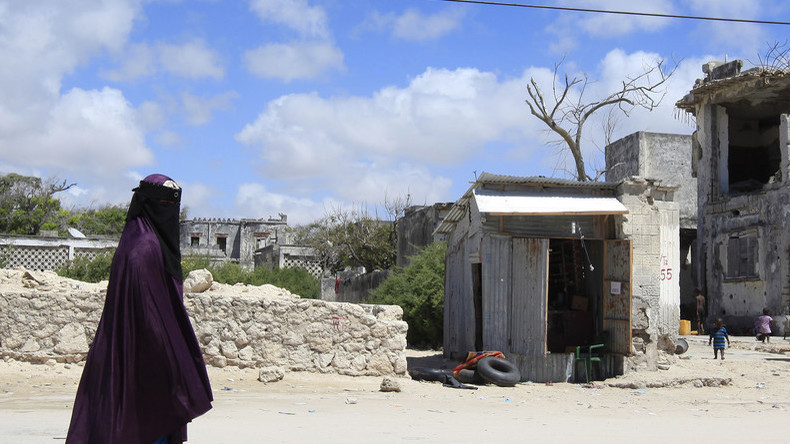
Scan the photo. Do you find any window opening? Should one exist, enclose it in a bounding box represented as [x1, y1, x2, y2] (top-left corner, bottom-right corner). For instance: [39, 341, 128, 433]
[727, 114, 781, 193]
[217, 236, 227, 253]
[190, 236, 199, 247]
[726, 232, 758, 279]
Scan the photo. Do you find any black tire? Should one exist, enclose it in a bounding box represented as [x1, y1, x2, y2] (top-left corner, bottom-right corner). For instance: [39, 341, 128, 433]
[476, 357, 521, 387]
[408, 367, 449, 382]
[456, 368, 485, 385]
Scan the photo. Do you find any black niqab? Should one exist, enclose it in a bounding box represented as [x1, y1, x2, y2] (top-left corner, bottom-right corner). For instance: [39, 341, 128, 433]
[126, 179, 183, 281]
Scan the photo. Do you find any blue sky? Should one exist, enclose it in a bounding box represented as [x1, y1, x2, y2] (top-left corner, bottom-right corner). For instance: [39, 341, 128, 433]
[1, 0, 788, 225]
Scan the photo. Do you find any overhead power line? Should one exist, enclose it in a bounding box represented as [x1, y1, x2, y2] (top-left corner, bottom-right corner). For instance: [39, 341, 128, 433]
[435, 0, 790, 26]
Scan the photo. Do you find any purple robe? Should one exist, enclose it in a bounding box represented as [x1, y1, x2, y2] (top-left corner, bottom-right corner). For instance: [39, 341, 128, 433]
[66, 216, 213, 443]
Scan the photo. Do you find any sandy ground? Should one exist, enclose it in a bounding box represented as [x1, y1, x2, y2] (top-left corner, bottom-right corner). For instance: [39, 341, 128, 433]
[1, 335, 789, 444]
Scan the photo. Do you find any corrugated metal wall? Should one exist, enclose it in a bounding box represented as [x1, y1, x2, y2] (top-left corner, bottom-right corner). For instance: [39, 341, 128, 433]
[443, 215, 476, 360]
[510, 238, 548, 355]
[510, 353, 574, 383]
[486, 215, 598, 239]
[481, 235, 512, 352]
[444, 238, 469, 359]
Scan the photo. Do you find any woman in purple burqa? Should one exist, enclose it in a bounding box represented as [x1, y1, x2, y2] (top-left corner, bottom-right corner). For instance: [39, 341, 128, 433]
[67, 174, 213, 444]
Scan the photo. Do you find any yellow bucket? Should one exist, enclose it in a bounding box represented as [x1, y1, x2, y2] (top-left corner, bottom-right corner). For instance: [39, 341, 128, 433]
[679, 320, 691, 335]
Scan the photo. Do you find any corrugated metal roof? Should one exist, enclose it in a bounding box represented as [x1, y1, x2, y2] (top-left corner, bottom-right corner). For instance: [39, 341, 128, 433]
[474, 189, 628, 215]
[433, 172, 621, 235]
[475, 172, 620, 188]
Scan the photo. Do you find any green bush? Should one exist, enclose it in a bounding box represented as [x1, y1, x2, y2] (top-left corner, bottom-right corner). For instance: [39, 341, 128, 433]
[57, 251, 115, 283]
[59, 252, 319, 299]
[369, 240, 446, 348]
[182, 258, 319, 299]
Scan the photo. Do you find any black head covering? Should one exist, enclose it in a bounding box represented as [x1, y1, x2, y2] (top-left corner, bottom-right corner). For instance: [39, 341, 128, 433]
[126, 174, 183, 281]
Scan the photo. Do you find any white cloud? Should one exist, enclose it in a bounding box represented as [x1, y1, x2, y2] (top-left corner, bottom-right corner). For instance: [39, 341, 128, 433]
[564, 0, 676, 37]
[181, 91, 240, 126]
[178, 181, 226, 219]
[248, 0, 329, 38]
[158, 40, 225, 79]
[243, 41, 344, 81]
[236, 67, 540, 211]
[102, 43, 156, 81]
[0, 1, 160, 211]
[683, 0, 774, 57]
[136, 100, 167, 130]
[234, 182, 325, 225]
[6, 87, 153, 174]
[103, 40, 225, 81]
[687, 0, 762, 17]
[155, 130, 184, 149]
[0, 1, 139, 128]
[545, 0, 675, 54]
[372, 8, 465, 41]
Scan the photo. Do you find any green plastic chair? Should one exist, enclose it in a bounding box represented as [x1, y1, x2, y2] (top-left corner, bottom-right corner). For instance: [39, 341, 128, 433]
[575, 331, 609, 383]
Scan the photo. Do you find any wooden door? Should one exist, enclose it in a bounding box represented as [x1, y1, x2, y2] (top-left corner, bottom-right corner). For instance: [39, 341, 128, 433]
[603, 239, 632, 355]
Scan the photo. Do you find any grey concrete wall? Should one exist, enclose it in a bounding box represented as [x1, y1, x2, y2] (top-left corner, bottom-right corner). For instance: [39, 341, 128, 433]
[396, 204, 451, 267]
[606, 132, 695, 229]
[617, 179, 680, 370]
[322, 270, 391, 303]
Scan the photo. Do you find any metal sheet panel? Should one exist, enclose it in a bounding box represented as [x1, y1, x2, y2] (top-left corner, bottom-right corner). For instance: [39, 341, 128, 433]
[486, 215, 598, 238]
[443, 237, 474, 359]
[435, 171, 622, 235]
[510, 238, 548, 355]
[603, 240, 632, 355]
[482, 235, 511, 352]
[474, 189, 629, 215]
[510, 352, 574, 383]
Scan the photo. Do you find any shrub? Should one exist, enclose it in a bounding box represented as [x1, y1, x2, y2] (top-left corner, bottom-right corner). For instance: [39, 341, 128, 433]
[369, 240, 446, 348]
[58, 252, 320, 299]
[57, 251, 115, 283]
[182, 257, 319, 299]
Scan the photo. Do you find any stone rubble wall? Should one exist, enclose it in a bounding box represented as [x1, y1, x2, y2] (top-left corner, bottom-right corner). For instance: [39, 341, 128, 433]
[0, 269, 408, 376]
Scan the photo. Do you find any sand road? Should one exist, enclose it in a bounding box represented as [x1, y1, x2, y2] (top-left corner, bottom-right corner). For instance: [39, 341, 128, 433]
[1, 335, 789, 443]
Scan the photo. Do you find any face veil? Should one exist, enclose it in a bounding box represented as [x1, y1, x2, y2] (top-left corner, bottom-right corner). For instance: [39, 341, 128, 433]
[126, 175, 183, 282]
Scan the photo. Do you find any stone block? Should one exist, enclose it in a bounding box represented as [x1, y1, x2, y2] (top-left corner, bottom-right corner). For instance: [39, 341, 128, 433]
[184, 269, 213, 293]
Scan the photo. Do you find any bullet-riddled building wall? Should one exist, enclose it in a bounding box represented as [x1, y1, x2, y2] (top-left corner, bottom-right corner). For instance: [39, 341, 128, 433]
[677, 60, 790, 335]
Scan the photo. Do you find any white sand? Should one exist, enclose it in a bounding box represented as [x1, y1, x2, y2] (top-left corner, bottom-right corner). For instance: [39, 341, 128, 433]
[1, 336, 789, 443]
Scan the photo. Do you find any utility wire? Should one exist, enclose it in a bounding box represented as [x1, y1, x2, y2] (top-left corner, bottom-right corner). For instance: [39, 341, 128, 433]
[435, 0, 790, 26]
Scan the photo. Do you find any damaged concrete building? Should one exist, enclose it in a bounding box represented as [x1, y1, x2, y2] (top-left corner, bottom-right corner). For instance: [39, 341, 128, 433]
[435, 172, 680, 383]
[606, 132, 699, 320]
[677, 60, 790, 335]
[180, 215, 290, 269]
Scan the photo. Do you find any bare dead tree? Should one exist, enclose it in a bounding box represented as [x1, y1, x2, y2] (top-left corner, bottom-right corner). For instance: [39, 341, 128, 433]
[291, 193, 412, 274]
[752, 40, 790, 70]
[525, 56, 676, 181]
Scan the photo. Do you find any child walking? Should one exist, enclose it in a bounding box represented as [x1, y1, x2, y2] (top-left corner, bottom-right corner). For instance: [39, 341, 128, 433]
[755, 308, 773, 343]
[708, 318, 730, 359]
